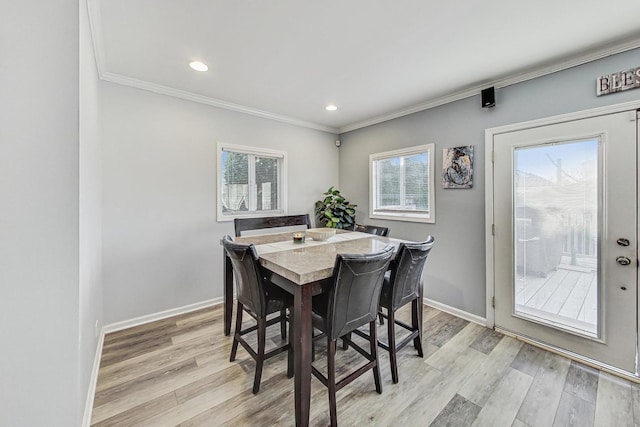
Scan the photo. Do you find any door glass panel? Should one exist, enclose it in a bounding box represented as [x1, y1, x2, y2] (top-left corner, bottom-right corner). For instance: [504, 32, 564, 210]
[513, 138, 599, 337]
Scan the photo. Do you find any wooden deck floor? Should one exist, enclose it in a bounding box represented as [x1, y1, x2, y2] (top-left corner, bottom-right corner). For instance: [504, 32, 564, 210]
[515, 255, 598, 335]
[90, 303, 640, 426]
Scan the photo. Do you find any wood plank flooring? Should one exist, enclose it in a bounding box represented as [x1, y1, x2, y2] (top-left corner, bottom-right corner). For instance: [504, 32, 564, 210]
[91, 304, 639, 426]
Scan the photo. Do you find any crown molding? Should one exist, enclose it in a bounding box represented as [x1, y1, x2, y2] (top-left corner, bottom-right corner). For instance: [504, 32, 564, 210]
[99, 72, 340, 134]
[86, 0, 639, 136]
[338, 37, 640, 134]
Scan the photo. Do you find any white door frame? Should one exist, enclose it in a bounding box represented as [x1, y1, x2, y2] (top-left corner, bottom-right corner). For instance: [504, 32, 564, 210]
[485, 100, 640, 334]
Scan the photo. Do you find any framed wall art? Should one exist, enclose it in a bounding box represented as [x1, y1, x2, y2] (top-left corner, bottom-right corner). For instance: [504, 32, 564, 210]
[443, 145, 474, 189]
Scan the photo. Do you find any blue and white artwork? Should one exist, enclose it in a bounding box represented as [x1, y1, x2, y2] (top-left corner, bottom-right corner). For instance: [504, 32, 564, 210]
[443, 145, 473, 189]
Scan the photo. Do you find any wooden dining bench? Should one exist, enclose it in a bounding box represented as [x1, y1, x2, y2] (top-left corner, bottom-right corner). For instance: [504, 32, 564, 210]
[234, 214, 312, 237]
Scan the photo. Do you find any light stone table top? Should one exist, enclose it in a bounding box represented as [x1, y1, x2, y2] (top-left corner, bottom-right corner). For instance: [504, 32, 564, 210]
[234, 230, 406, 285]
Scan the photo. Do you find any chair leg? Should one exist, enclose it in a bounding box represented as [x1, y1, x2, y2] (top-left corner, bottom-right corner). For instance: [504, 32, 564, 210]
[387, 309, 399, 384]
[327, 338, 338, 427]
[412, 299, 424, 357]
[230, 302, 243, 362]
[252, 317, 266, 394]
[342, 332, 351, 350]
[287, 317, 293, 378]
[280, 308, 287, 340]
[378, 310, 384, 325]
[370, 320, 382, 394]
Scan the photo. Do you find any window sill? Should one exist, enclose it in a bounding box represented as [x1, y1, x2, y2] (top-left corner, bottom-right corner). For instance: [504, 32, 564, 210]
[370, 212, 435, 224]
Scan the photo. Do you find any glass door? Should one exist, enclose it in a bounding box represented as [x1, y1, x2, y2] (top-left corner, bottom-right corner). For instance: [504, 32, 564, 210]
[492, 110, 638, 374]
[513, 138, 599, 337]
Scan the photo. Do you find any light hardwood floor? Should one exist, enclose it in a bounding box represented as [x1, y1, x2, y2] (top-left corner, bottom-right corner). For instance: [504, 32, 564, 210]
[91, 304, 640, 426]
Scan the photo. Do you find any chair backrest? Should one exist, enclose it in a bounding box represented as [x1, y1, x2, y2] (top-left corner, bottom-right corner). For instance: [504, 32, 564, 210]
[234, 214, 312, 237]
[388, 236, 435, 311]
[221, 235, 267, 316]
[324, 245, 395, 340]
[354, 223, 390, 237]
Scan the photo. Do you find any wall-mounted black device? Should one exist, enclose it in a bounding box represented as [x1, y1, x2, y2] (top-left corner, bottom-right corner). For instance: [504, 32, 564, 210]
[481, 87, 495, 108]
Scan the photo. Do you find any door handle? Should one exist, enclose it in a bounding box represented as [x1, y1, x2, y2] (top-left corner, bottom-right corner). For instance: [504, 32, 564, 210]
[616, 256, 631, 266]
[616, 238, 630, 247]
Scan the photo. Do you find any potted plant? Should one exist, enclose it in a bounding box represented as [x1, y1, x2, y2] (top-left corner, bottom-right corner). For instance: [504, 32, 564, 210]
[315, 186, 357, 229]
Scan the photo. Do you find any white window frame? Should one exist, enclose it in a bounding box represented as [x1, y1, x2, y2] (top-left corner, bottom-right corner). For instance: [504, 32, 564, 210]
[217, 142, 288, 222]
[369, 143, 435, 223]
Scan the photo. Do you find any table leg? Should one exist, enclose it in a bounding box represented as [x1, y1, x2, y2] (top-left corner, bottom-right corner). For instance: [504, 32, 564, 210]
[293, 284, 312, 427]
[224, 254, 233, 336]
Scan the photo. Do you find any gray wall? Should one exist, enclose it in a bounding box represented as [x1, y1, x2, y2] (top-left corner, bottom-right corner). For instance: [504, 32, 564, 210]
[0, 1, 83, 425]
[100, 83, 339, 324]
[338, 48, 640, 318]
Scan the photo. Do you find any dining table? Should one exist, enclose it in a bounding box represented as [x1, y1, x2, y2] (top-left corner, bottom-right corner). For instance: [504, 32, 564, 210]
[222, 229, 406, 427]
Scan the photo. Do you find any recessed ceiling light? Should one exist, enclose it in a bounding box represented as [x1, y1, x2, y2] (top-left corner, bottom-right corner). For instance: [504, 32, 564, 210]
[189, 61, 209, 72]
[325, 105, 338, 111]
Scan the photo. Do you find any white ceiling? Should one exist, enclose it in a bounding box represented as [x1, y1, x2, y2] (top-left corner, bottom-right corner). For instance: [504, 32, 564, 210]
[89, 0, 640, 133]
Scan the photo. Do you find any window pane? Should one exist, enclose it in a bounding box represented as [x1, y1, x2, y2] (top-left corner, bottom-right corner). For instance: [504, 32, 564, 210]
[374, 152, 429, 212]
[404, 152, 429, 211]
[255, 156, 279, 211]
[370, 143, 434, 223]
[513, 139, 599, 336]
[218, 144, 287, 220]
[377, 158, 400, 207]
[221, 151, 249, 213]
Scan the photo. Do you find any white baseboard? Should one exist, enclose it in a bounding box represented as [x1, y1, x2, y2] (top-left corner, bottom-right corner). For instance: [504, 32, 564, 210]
[82, 298, 223, 425]
[424, 297, 487, 327]
[102, 298, 222, 334]
[81, 330, 105, 427]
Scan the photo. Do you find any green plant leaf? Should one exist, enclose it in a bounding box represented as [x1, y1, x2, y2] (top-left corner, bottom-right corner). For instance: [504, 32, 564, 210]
[315, 186, 356, 230]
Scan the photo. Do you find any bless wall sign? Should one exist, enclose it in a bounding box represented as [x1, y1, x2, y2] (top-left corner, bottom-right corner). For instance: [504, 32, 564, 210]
[596, 66, 640, 96]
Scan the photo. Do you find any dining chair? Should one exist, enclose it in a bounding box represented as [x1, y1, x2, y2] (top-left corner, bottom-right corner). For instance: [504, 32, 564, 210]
[377, 236, 435, 383]
[310, 245, 394, 427]
[234, 214, 311, 237]
[352, 223, 392, 325]
[353, 223, 390, 237]
[221, 235, 293, 394]
[224, 214, 310, 337]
